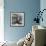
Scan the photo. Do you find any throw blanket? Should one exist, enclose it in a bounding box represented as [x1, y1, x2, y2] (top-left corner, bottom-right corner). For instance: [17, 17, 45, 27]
[17, 32, 34, 46]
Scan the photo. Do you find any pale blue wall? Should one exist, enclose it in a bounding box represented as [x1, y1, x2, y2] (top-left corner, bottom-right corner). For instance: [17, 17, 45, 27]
[40, 0, 46, 27]
[4, 0, 40, 42]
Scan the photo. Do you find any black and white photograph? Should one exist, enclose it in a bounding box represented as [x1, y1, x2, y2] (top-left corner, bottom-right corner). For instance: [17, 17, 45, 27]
[10, 12, 24, 27]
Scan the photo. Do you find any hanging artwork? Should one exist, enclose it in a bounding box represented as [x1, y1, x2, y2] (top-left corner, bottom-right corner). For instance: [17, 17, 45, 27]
[10, 12, 25, 27]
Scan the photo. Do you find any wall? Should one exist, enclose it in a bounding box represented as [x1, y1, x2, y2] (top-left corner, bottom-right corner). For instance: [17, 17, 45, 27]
[40, 0, 46, 27]
[4, 0, 40, 42]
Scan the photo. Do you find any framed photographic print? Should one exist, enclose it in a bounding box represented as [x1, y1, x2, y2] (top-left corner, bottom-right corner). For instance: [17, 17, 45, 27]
[10, 12, 25, 27]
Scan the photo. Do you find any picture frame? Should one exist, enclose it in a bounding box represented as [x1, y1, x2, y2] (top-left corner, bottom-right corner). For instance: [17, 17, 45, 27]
[10, 12, 25, 27]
